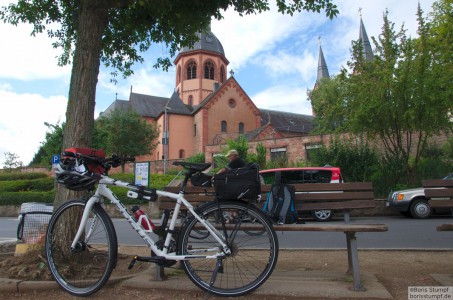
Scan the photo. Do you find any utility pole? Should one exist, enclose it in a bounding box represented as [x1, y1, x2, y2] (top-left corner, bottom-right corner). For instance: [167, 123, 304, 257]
[163, 106, 171, 174]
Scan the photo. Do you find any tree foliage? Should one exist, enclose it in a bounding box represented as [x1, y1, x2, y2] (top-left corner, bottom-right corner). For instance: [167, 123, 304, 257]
[29, 122, 64, 167]
[0, 0, 338, 206]
[3, 152, 23, 171]
[94, 109, 159, 171]
[309, 2, 453, 182]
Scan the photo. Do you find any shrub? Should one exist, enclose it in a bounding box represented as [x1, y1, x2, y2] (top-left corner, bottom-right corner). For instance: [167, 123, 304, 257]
[185, 152, 205, 163]
[0, 191, 55, 205]
[0, 177, 54, 192]
[0, 172, 48, 181]
[310, 136, 379, 182]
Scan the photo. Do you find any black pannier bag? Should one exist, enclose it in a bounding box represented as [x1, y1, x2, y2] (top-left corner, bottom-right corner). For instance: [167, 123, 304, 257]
[191, 172, 213, 187]
[214, 163, 260, 200]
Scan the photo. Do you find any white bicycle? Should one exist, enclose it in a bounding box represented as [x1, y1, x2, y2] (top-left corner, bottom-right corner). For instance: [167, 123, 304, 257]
[45, 149, 278, 297]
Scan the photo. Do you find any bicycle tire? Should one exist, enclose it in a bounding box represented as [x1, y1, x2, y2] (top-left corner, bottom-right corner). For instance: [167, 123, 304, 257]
[45, 200, 118, 296]
[177, 200, 278, 297]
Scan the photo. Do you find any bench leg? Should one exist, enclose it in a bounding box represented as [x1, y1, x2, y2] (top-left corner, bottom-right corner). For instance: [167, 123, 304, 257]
[152, 264, 168, 281]
[345, 232, 366, 291]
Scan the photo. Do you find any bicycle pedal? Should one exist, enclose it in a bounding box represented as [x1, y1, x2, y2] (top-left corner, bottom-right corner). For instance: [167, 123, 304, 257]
[128, 256, 138, 270]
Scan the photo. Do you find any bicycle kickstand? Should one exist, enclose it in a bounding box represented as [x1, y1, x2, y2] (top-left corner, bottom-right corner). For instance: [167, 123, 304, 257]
[205, 257, 224, 299]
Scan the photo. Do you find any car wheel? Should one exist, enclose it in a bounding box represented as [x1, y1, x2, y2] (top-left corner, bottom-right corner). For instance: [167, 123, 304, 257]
[400, 211, 412, 218]
[409, 199, 431, 219]
[312, 210, 333, 222]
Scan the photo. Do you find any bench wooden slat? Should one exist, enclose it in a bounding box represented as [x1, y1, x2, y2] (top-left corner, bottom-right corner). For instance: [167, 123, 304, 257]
[164, 186, 215, 193]
[422, 179, 453, 188]
[294, 191, 374, 201]
[297, 200, 375, 211]
[264, 182, 373, 192]
[273, 224, 388, 232]
[437, 224, 453, 231]
[428, 200, 453, 208]
[425, 188, 453, 199]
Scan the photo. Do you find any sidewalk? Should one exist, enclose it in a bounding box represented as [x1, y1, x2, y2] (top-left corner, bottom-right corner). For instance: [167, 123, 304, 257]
[2, 240, 453, 299]
[121, 265, 393, 299]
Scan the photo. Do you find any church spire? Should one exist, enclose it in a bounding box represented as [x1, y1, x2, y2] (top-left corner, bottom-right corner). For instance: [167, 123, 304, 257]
[358, 10, 373, 62]
[316, 37, 330, 83]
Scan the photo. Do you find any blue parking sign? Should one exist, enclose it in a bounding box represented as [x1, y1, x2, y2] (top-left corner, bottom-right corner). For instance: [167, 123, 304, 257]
[52, 154, 60, 165]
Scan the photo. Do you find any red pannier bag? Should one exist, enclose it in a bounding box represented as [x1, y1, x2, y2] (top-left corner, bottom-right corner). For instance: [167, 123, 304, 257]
[63, 147, 106, 174]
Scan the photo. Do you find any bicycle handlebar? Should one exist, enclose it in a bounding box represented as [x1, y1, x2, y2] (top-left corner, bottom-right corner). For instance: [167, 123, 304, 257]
[63, 151, 135, 172]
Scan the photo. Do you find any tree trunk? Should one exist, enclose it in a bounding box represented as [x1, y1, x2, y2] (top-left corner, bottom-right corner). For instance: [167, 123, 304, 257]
[54, 0, 109, 208]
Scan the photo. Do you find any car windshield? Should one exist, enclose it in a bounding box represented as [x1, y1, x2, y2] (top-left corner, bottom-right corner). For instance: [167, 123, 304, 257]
[443, 173, 453, 180]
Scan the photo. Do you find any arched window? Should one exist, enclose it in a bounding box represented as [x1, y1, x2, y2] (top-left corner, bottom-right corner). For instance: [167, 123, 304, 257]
[188, 95, 193, 107]
[220, 65, 225, 83]
[187, 61, 196, 79]
[204, 61, 215, 79]
[239, 122, 244, 133]
[179, 149, 185, 159]
[221, 121, 227, 133]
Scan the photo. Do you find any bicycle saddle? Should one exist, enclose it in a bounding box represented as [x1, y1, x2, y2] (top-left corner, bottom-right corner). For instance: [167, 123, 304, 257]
[173, 161, 211, 172]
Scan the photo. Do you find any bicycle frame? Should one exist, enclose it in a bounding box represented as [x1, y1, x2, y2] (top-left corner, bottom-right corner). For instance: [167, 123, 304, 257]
[70, 175, 231, 261]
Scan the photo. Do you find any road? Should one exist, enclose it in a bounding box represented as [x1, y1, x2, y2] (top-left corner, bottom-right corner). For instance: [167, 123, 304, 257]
[1, 216, 453, 249]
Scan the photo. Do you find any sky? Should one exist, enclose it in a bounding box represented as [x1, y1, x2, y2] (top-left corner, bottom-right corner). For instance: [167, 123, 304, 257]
[0, 0, 437, 168]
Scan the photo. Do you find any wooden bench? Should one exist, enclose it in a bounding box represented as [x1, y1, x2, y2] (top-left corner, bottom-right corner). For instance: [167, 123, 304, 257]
[423, 179, 453, 231]
[157, 182, 388, 291]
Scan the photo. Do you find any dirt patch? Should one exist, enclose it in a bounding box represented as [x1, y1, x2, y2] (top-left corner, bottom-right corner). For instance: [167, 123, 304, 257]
[1, 244, 453, 300]
[0, 244, 151, 282]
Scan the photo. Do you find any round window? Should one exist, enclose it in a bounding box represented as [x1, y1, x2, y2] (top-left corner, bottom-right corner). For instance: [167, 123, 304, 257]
[228, 99, 236, 108]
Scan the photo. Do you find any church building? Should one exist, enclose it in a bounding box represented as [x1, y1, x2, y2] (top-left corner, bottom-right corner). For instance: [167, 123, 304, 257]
[103, 17, 373, 165]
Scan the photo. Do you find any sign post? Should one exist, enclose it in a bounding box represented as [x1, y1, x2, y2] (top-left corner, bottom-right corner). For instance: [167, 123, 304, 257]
[134, 162, 150, 187]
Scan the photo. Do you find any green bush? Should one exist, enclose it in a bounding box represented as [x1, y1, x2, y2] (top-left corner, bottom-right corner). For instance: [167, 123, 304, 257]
[185, 152, 206, 163]
[310, 136, 380, 183]
[110, 173, 134, 183]
[29, 177, 55, 191]
[0, 191, 55, 205]
[0, 177, 54, 192]
[0, 172, 48, 181]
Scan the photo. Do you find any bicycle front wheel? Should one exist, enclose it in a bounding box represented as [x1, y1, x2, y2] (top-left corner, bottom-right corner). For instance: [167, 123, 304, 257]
[45, 200, 118, 296]
[178, 200, 278, 297]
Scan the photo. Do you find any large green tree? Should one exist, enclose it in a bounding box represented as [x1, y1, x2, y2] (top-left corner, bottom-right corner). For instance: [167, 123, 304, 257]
[93, 109, 159, 172]
[1, 0, 338, 207]
[310, 3, 453, 183]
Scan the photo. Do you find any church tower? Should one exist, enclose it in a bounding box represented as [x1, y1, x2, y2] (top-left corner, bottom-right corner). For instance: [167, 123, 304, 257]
[359, 15, 373, 62]
[173, 25, 229, 107]
[316, 40, 330, 85]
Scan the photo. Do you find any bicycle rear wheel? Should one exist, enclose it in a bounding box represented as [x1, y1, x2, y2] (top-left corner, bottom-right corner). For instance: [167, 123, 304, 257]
[45, 200, 118, 296]
[178, 200, 278, 297]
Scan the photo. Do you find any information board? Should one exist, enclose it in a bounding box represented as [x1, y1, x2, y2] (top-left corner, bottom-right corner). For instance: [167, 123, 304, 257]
[134, 162, 150, 187]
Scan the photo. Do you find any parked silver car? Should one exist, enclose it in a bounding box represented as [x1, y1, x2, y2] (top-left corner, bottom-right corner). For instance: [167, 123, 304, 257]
[386, 173, 453, 218]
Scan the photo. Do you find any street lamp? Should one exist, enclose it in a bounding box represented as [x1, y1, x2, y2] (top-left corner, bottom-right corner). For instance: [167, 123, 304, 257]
[163, 106, 171, 174]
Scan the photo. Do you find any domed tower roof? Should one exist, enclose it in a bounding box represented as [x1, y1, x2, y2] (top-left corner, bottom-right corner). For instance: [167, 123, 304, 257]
[180, 30, 225, 56]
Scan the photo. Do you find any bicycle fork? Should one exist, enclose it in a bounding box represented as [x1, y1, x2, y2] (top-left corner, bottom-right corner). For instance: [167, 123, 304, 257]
[70, 196, 100, 251]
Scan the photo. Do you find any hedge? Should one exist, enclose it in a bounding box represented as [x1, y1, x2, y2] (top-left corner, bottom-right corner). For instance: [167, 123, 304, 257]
[0, 191, 55, 205]
[0, 173, 177, 206]
[0, 172, 48, 181]
[0, 178, 55, 192]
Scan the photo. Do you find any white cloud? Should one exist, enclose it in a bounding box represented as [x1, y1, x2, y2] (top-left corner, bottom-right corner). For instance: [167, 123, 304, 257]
[0, 88, 67, 167]
[211, 5, 323, 72]
[252, 85, 312, 115]
[257, 49, 317, 82]
[0, 22, 71, 80]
